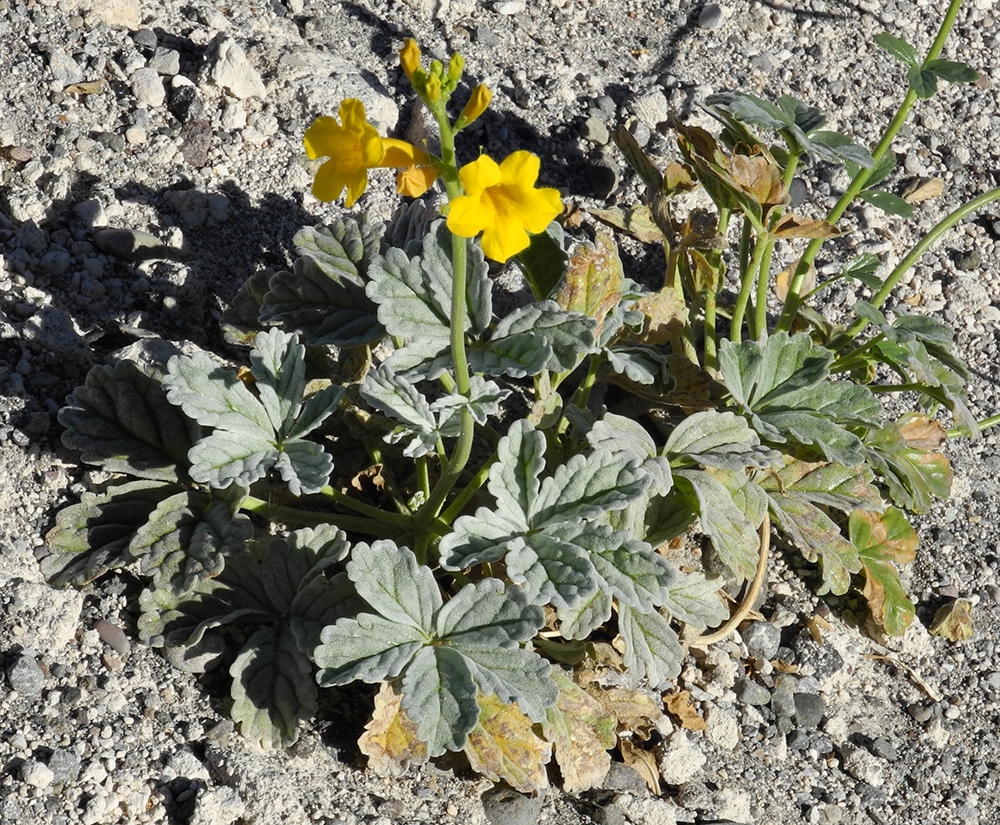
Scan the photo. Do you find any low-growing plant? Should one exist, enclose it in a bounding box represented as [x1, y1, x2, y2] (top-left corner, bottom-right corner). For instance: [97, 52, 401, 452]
[44, 0, 999, 792]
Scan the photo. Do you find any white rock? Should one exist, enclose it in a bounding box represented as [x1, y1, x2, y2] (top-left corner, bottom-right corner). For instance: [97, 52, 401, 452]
[21, 760, 55, 789]
[657, 731, 707, 785]
[190, 787, 246, 825]
[840, 743, 885, 786]
[60, 0, 139, 28]
[74, 198, 108, 228]
[210, 36, 267, 100]
[613, 794, 678, 825]
[221, 100, 248, 130]
[714, 788, 753, 823]
[131, 67, 166, 107]
[0, 581, 83, 654]
[704, 706, 739, 750]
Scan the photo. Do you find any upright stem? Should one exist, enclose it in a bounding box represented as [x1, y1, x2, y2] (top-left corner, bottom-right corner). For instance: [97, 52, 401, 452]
[775, 0, 967, 332]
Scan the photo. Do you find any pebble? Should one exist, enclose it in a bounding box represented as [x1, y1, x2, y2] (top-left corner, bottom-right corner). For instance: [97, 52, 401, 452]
[839, 743, 886, 787]
[48, 51, 86, 87]
[658, 731, 706, 785]
[494, 0, 525, 14]
[209, 35, 267, 100]
[95, 619, 131, 655]
[6, 652, 45, 695]
[698, 3, 725, 28]
[734, 677, 771, 706]
[149, 47, 181, 76]
[481, 786, 544, 825]
[582, 116, 611, 146]
[20, 759, 55, 788]
[131, 67, 167, 106]
[743, 621, 782, 661]
[793, 692, 826, 730]
[93, 227, 174, 261]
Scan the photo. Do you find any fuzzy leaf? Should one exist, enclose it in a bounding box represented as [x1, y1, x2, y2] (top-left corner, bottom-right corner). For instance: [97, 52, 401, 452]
[532, 450, 649, 526]
[436, 577, 546, 647]
[874, 32, 919, 65]
[463, 694, 551, 793]
[131, 494, 252, 595]
[186, 429, 279, 489]
[358, 681, 429, 775]
[543, 671, 616, 794]
[164, 350, 271, 432]
[260, 218, 384, 347]
[314, 614, 427, 686]
[470, 335, 553, 379]
[272, 438, 336, 497]
[286, 384, 344, 440]
[860, 189, 914, 217]
[659, 571, 729, 630]
[617, 605, 684, 689]
[863, 419, 952, 513]
[419, 221, 493, 335]
[556, 231, 624, 329]
[674, 469, 760, 583]
[503, 530, 598, 609]
[402, 645, 480, 756]
[605, 345, 671, 386]
[491, 301, 598, 372]
[348, 540, 441, 631]
[556, 590, 613, 641]
[850, 508, 917, 635]
[760, 459, 882, 512]
[439, 508, 522, 570]
[588, 413, 657, 457]
[664, 409, 781, 470]
[514, 221, 568, 301]
[42, 480, 182, 586]
[59, 362, 200, 481]
[249, 328, 307, 434]
[367, 246, 450, 342]
[360, 364, 442, 458]
[430, 377, 511, 428]
[230, 624, 318, 748]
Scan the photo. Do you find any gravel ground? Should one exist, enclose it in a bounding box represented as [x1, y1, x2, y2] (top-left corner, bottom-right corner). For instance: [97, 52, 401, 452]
[1, 0, 999, 823]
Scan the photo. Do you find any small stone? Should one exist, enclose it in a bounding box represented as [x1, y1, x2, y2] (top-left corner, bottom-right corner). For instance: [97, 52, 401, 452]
[791, 633, 845, 681]
[189, 787, 246, 825]
[48, 748, 82, 784]
[220, 100, 247, 130]
[734, 677, 771, 706]
[600, 762, 647, 793]
[93, 228, 172, 261]
[628, 89, 670, 129]
[954, 250, 983, 272]
[840, 742, 885, 786]
[133, 28, 157, 49]
[868, 737, 898, 761]
[582, 116, 610, 145]
[20, 760, 55, 789]
[481, 786, 544, 825]
[210, 35, 267, 100]
[588, 154, 619, 198]
[698, 3, 724, 28]
[786, 729, 811, 750]
[131, 67, 166, 106]
[125, 127, 147, 145]
[657, 731, 706, 785]
[49, 52, 86, 87]
[494, 0, 525, 13]
[743, 621, 782, 660]
[704, 705, 739, 750]
[907, 702, 933, 723]
[169, 82, 205, 123]
[95, 619, 131, 656]
[6, 653, 45, 695]
[793, 692, 826, 729]
[148, 47, 180, 76]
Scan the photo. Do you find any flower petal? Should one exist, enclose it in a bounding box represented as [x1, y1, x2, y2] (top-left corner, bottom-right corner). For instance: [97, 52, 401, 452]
[517, 187, 563, 234]
[447, 194, 491, 238]
[458, 154, 502, 197]
[311, 159, 348, 202]
[480, 219, 530, 264]
[499, 150, 541, 187]
[303, 116, 345, 160]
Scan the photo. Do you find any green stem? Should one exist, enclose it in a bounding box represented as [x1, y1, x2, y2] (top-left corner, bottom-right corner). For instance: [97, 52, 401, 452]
[441, 454, 495, 524]
[318, 486, 412, 527]
[949, 414, 1000, 438]
[241, 496, 398, 538]
[776, 0, 967, 332]
[731, 231, 769, 342]
[752, 236, 776, 339]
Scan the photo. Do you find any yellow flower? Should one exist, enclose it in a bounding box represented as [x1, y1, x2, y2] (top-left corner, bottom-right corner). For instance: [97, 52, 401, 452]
[304, 99, 384, 207]
[424, 72, 442, 103]
[382, 138, 439, 198]
[447, 151, 562, 263]
[456, 84, 492, 129]
[400, 38, 421, 82]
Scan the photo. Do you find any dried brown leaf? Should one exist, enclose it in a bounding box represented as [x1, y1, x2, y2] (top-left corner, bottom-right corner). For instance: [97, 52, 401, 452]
[618, 740, 661, 793]
[64, 79, 107, 95]
[775, 262, 816, 303]
[556, 231, 624, 327]
[902, 177, 945, 204]
[772, 213, 842, 239]
[929, 598, 975, 642]
[663, 690, 706, 731]
[543, 671, 616, 793]
[898, 413, 948, 450]
[358, 682, 429, 775]
[588, 206, 665, 244]
[731, 154, 788, 211]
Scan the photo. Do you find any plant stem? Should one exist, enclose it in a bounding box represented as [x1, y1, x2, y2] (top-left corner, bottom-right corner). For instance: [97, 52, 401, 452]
[752, 236, 776, 339]
[841, 186, 1000, 341]
[241, 495, 399, 537]
[775, 0, 967, 332]
[318, 486, 413, 526]
[731, 230, 769, 341]
[949, 414, 1000, 438]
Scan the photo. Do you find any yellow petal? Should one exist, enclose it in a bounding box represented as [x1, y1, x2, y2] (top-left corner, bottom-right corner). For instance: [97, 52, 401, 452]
[344, 167, 370, 208]
[311, 158, 348, 203]
[457, 84, 492, 128]
[447, 194, 492, 238]
[303, 116, 346, 160]
[400, 38, 421, 81]
[517, 187, 563, 234]
[380, 138, 430, 168]
[458, 154, 502, 197]
[396, 164, 437, 198]
[499, 150, 541, 187]
[480, 219, 530, 263]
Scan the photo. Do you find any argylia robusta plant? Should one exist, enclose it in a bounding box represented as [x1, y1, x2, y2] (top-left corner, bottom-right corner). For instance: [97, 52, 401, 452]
[45, 0, 1000, 792]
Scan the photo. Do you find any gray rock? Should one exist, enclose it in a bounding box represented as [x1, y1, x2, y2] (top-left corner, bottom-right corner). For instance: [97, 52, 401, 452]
[601, 761, 648, 792]
[481, 786, 544, 825]
[840, 742, 885, 787]
[582, 116, 610, 145]
[95, 619, 131, 656]
[743, 621, 781, 660]
[588, 153, 619, 198]
[868, 737, 899, 761]
[48, 748, 82, 784]
[149, 47, 180, 76]
[21, 306, 93, 364]
[791, 633, 845, 681]
[209, 35, 267, 100]
[698, 3, 725, 28]
[793, 692, 826, 729]
[907, 702, 933, 723]
[627, 89, 670, 129]
[657, 731, 706, 785]
[6, 652, 45, 695]
[49, 52, 86, 87]
[93, 228, 174, 261]
[734, 677, 771, 706]
[131, 67, 166, 106]
[74, 198, 109, 228]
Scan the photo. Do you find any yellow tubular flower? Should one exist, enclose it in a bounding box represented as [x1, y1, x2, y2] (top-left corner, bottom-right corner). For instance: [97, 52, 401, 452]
[381, 138, 439, 198]
[424, 72, 442, 103]
[447, 151, 563, 263]
[303, 99, 384, 207]
[400, 38, 421, 82]
[456, 84, 492, 129]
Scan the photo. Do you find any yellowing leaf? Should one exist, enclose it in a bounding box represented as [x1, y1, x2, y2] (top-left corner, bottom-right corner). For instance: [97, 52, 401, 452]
[902, 177, 945, 204]
[663, 161, 697, 196]
[542, 671, 616, 793]
[850, 508, 918, 636]
[618, 740, 661, 793]
[899, 413, 948, 450]
[463, 694, 551, 794]
[632, 287, 688, 347]
[589, 206, 665, 244]
[678, 209, 722, 250]
[730, 153, 788, 211]
[556, 231, 624, 329]
[358, 682, 429, 775]
[585, 686, 664, 739]
[663, 690, 706, 731]
[772, 213, 842, 239]
[929, 598, 974, 641]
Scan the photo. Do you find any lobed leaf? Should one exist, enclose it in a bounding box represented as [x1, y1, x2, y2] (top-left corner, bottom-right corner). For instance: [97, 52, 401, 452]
[850, 508, 918, 635]
[659, 570, 729, 630]
[532, 450, 649, 526]
[401, 645, 480, 757]
[463, 694, 551, 793]
[358, 681, 430, 775]
[347, 541, 441, 631]
[617, 604, 684, 689]
[491, 301, 598, 372]
[164, 350, 272, 432]
[314, 614, 426, 686]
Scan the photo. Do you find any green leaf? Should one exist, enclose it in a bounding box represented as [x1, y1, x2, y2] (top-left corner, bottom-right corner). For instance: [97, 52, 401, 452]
[260, 218, 384, 347]
[556, 590, 613, 640]
[760, 459, 882, 513]
[664, 409, 781, 471]
[533, 449, 649, 526]
[131, 494, 253, 596]
[261, 526, 350, 612]
[659, 571, 728, 630]
[489, 419, 546, 530]
[605, 345, 671, 386]
[59, 361, 200, 481]
[429, 376, 511, 428]
[315, 614, 427, 685]
[164, 351, 271, 432]
[925, 58, 979, 84]
[42, 480, 182, 586]
[804, 131, 874, 168]
[617, 604, 683, 688]
[776, 95, 825, 133]
[503, 529, 597, 609]
[367, 246, 450, 342]
[874, 32, 919, 66]
[850, 508, 917, 635]
[249, 328, 307, 434]
[514, 221, 569, 302]
[420, 221, 493, 336]
[186, 429, 279, 490]
[402, 646, 480, 757]
[572, 524, 676, 610]
[360, 364, 449, 458]
[715, 91, 791, 130]
[674, 469, 760, 583]
[863, 418, 952, 513]
[907, 64, 939, 99]
[230, 624, 318, 748]
[347, 540, 442, 631]
[839, 253, 883, 289]
[859, 189, 914, 217]
[491, 301, 598, 372]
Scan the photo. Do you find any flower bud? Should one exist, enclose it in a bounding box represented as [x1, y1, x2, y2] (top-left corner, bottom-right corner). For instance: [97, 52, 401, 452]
[447, 53, 465, 85]
[456, 84, 492, 129]
[400, 38, 421, 81]
[425, 72, 442, 103]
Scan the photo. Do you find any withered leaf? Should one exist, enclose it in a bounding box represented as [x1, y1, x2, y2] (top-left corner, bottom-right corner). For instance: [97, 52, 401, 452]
[775, 262, 816, 303]
[556, 231, 624, 327]
[618, 740, 661, 794]
[632, 287, 688, 347]
[898, 413, 948, 450]
[585, 686, 664, 739]
[589, 205, 665, 244]
[663, 689, 706, 731]
[902, 177, 945, 204]
[542, 671, 616, 793]
[929, 598, 974, 642]
[730, 153, 788, 211]
[358, 682, 429, 775]
[350, 463, 385, 492]
[64, 79, 107, 95]
[463, 694, 551, 794]
[663, 161, 697, 196]
[772, 214, 842, 239]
